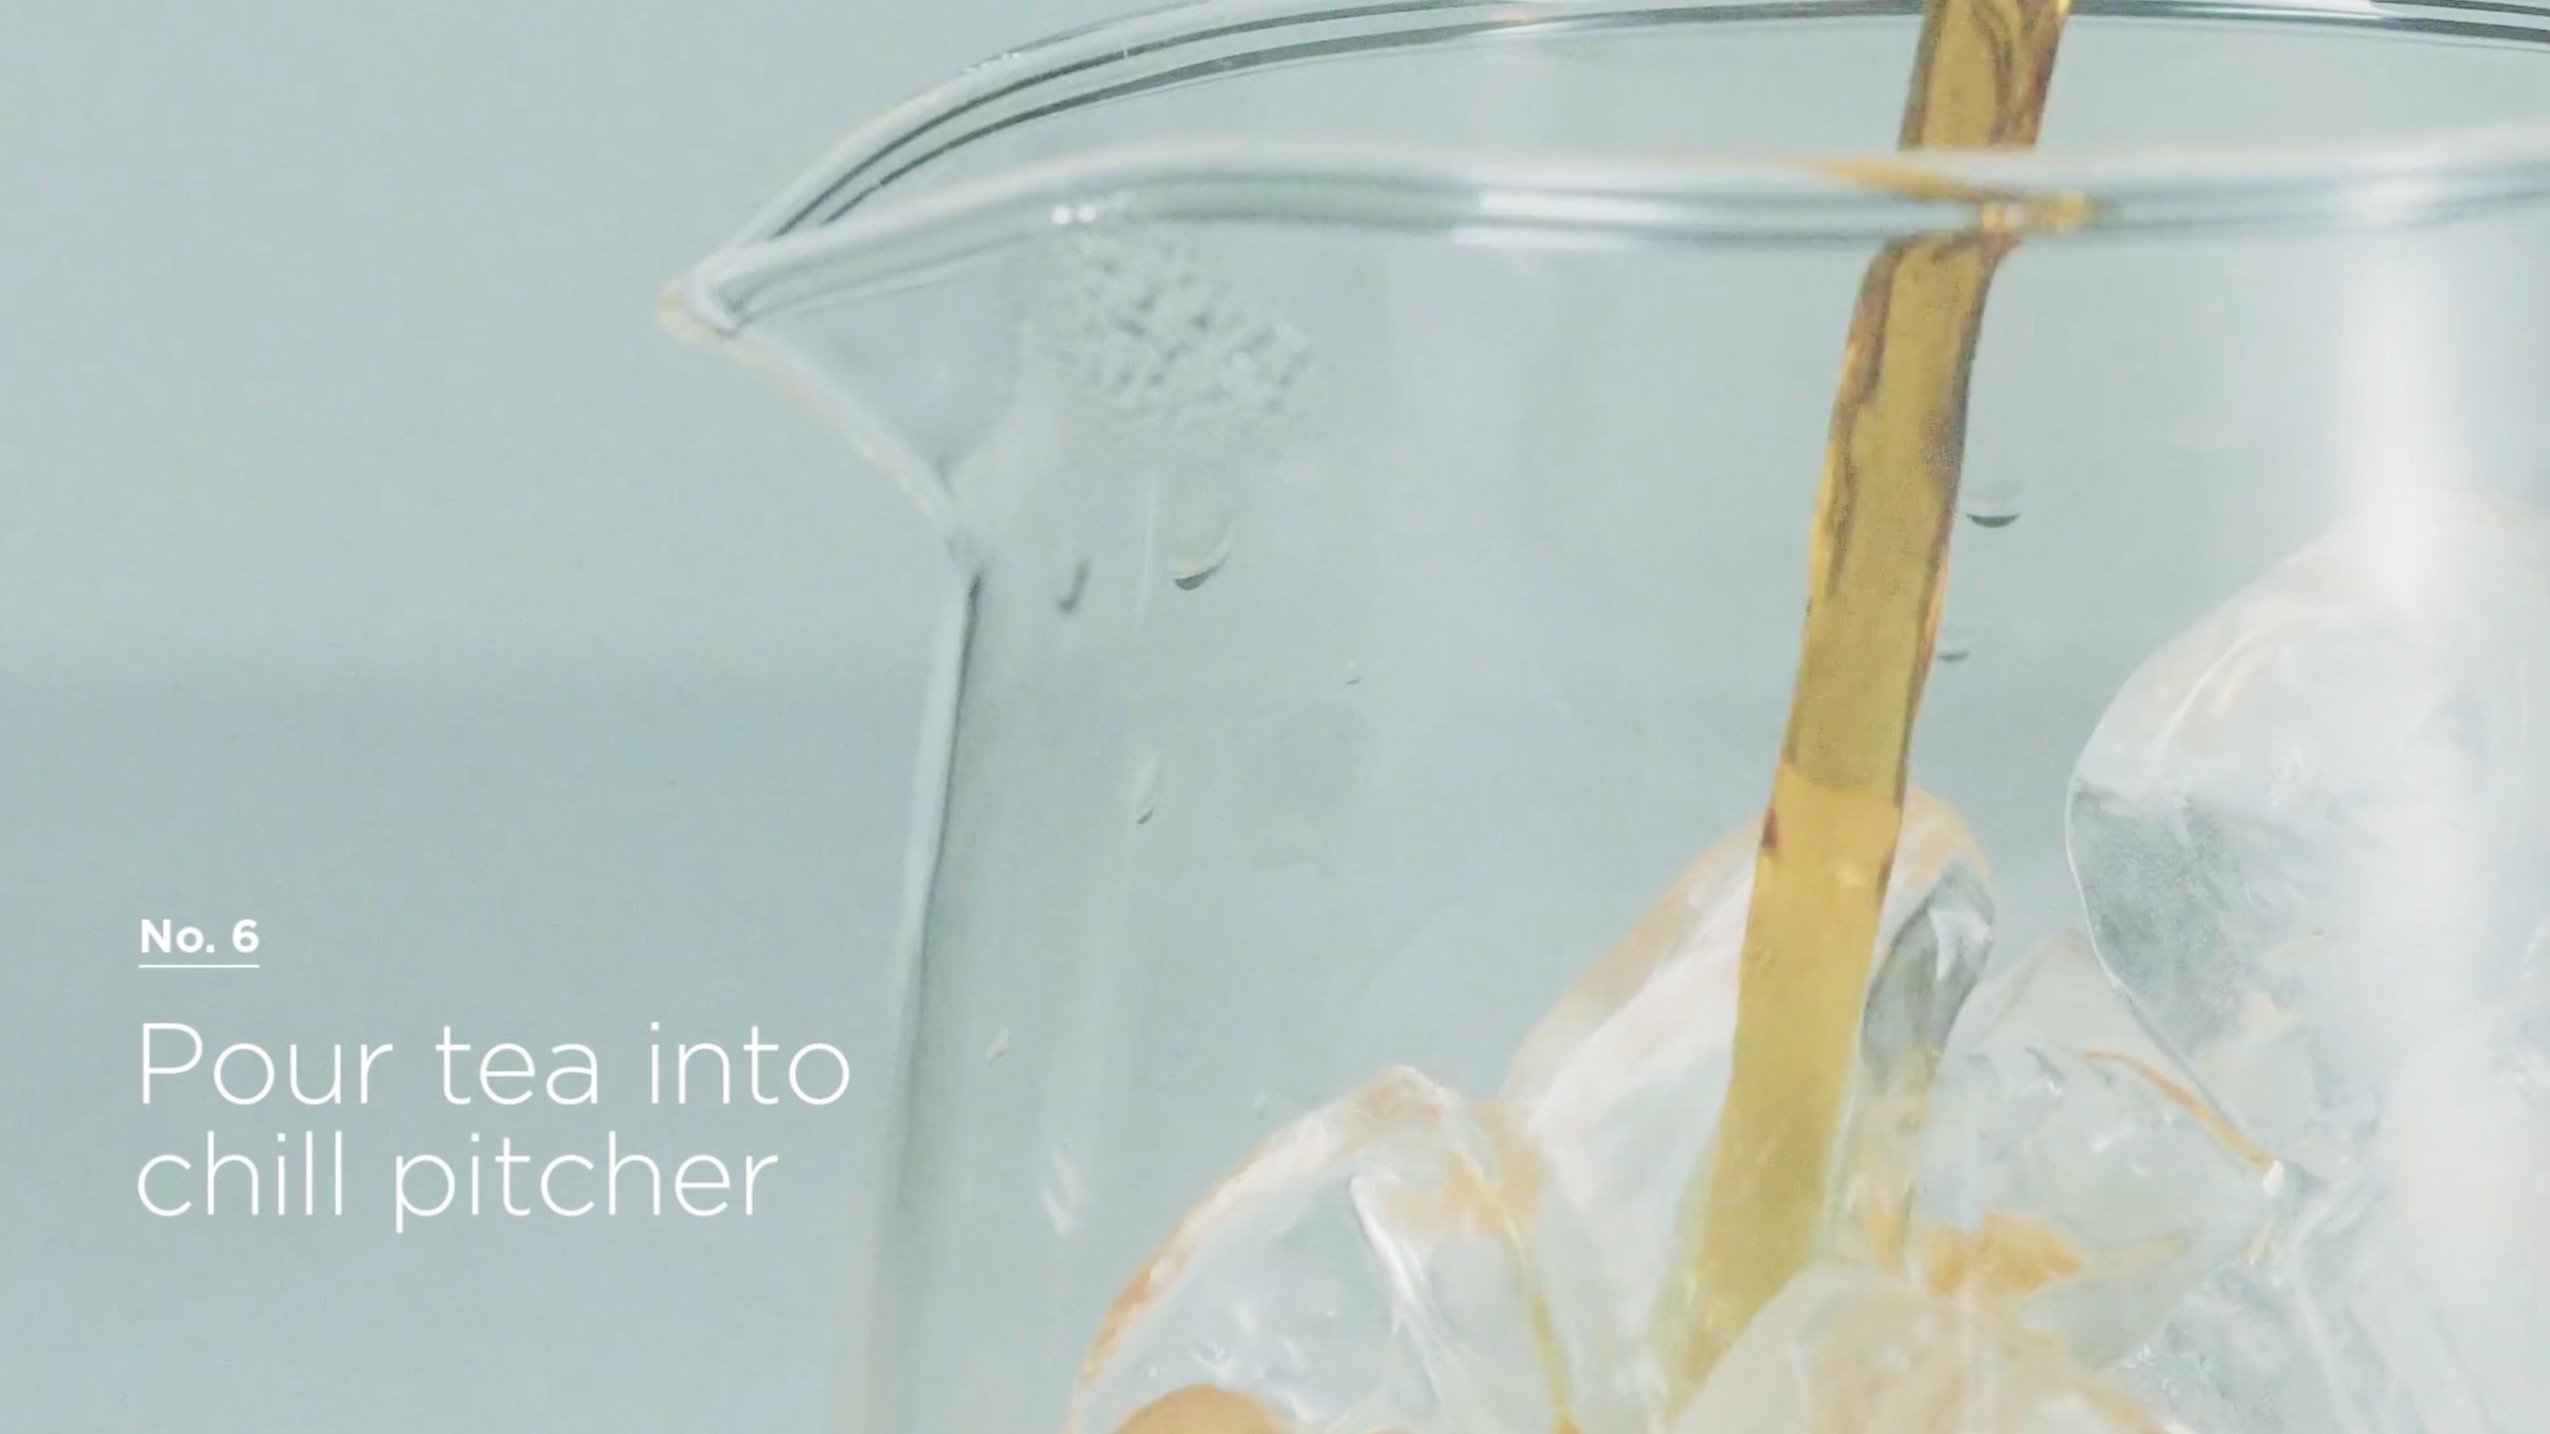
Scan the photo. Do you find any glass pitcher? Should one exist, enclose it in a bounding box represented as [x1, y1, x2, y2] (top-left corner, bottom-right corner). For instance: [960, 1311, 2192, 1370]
[668, 3, 2550, 1431]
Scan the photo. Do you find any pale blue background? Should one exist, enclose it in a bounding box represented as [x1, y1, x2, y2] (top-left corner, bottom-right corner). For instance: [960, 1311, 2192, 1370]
[16, 6, 2550, 1432]
[1, 4, 1107, 1429]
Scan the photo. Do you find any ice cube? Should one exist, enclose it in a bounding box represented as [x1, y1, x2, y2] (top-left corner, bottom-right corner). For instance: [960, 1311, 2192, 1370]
[2068, 491, 2550, 1176]
[2284, 1180, 2502, 1434]
[2121, 938, 2550, 1428]
[2114, 1170, 2519, 1434]
[2110, 1256, 2352, 1434]
[2355, 973, 2550, 1433]
[2114, 967, 2549, 1434]
[1912, 931, 2285, 1365]
[1671, 1261, 2166, 1433]
[1918, 939, 2535, 1433]
[1502, 791, 1994, 1351]
[1065, 1067, 1648, 1434]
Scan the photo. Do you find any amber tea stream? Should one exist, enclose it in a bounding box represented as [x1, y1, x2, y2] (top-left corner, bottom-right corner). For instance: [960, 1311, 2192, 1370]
[1668, 0, 2076, 1385]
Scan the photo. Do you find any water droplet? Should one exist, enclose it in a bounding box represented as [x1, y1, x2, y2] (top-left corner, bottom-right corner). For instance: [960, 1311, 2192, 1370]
[1342, 662, 1362, 687]
[1130, 755, 1160, 825]
[1962, 471, 2024, 528]
[1169, 551, 1227, 590]
[1163, 476, 1240, 590]
[985, 1028, 1011, 1066]
[1052, 552, 1090, 613]
[1223, 325, 1311, 415]
[1058, 234, 1309, 424]
[1937, 626, 1974, 664]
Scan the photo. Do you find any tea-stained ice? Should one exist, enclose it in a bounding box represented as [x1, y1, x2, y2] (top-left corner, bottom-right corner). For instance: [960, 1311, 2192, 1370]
[1671, 1261, 2166, 1434]
[1503, 791, 1995, 1352]
[1110, 1386, 1296, 1434]
[1077, 488, 2550, 1434]
[1064, 1067, 1647, 1434]
[1913, 932, 2284, 1365]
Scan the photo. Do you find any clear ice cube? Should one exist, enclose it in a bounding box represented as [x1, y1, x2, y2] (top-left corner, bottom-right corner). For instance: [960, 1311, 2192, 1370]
[1671, 1261, 2166, 1434]
[2110, 1256, 2350, 1434]
[1064, 1067, 1647, 1434]
[2098, 932, 2546, 1434]
[1913, 931, 2285, 1365]
[2114, 1170, 2524, 1434]
[2339, 962, 2550, 1434]
[2068, 491, 2550, 1176]
[1502, 791, 1995, 1352]
[2069, 492, 2550, 1432]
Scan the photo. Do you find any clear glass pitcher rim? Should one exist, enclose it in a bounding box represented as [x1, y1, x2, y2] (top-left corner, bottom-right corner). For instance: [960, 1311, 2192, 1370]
[671, 0, 2550, 334]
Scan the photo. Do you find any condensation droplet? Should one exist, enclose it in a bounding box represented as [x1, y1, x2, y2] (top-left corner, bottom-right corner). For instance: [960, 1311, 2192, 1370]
[1052, 551, 1090, 613]
[1342, 662, 1362, 686]
[1962, 471, 2024, 528]
[985, 1028, 1011, 1066]
[1937, 625, 1974, 664]
[1169, 547, 1229, 590]
[1163, 476, 1241, 591]
[1058, 235, 1309, 425]
[1130, 755, 1161, 825]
